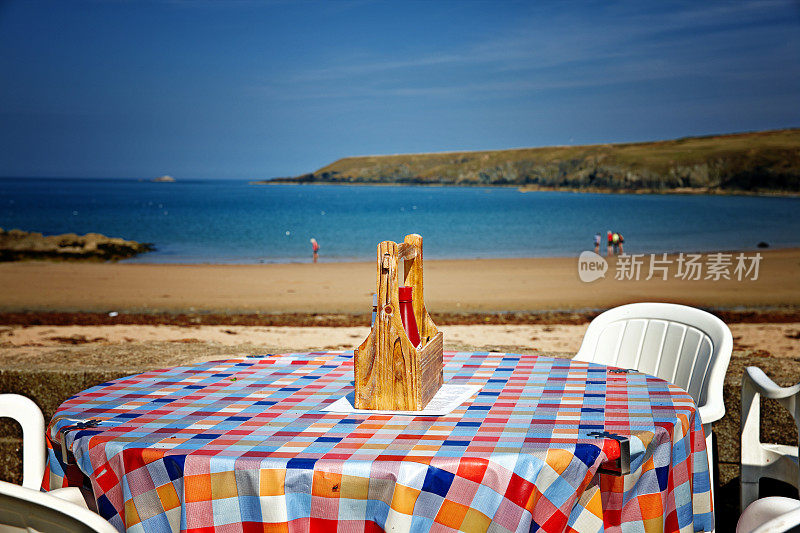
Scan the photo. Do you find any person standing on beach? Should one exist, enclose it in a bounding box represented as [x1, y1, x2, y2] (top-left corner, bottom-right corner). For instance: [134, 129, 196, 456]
[594, 233, 601, 254]
[607, 231, 613, 256]
[310, 238, 319, 263]
[618, 233, 624, 255]
[612, 232, 620, 255]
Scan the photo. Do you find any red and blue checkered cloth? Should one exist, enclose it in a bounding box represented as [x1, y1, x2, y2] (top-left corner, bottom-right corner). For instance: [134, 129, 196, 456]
[45, 351, 713, 532]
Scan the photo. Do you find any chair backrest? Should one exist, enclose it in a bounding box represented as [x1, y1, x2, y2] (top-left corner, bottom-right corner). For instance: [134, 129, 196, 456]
[575, 303, 733, 410]
[0, 394, 45, 490]
[0, 480, 117, 533]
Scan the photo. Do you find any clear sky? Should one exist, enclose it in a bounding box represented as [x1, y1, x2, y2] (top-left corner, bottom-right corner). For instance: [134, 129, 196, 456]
[1, 0, 798, 179]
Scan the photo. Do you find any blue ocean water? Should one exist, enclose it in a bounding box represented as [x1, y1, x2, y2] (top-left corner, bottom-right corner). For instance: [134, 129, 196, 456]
[1, 178, 799, 263]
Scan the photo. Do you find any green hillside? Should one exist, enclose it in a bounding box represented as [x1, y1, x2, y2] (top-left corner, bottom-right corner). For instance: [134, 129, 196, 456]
[266, 129, 800, 193]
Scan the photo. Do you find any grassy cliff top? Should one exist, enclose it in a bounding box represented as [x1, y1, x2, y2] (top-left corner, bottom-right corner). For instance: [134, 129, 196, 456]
[268, 128, 800, 193]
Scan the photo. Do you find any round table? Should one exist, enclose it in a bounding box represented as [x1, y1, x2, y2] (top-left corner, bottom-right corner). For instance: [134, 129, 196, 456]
[45, 351, 713, 532]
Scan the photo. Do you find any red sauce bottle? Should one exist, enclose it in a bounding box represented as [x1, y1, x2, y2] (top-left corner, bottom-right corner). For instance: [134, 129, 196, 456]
[398, 286, 421, 347]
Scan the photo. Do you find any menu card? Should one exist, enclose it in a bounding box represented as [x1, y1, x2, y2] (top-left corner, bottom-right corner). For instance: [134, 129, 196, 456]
[322, 384, 481, 416]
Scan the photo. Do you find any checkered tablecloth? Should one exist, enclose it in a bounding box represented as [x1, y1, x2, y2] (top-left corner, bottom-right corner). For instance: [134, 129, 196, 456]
[44, 351, 713, 533]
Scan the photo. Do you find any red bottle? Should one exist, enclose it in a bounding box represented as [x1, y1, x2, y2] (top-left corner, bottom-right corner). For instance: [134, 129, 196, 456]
[398, 286, 421, 347]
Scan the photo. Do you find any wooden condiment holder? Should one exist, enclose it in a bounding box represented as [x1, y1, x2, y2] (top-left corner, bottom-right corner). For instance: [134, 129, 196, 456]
[354, 234, 444, 410]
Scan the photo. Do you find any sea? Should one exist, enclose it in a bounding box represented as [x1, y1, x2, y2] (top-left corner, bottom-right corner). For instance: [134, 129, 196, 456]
[2, 177, 799, 263]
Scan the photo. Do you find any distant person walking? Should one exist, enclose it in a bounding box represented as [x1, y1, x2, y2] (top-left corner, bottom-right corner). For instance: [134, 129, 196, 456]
[310, 238, 319, 263]
[607, 231, 613, 257]
[593, 233, 601, 254]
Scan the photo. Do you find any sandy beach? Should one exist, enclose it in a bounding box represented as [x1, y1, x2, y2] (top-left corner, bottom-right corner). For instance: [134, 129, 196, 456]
[1, 322, 798, 361]
[2, 247, 798, 362]
[1, 248, 798, 314]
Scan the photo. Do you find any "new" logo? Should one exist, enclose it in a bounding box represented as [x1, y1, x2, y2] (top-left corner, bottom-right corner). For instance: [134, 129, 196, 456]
[578, 251, 608, 282]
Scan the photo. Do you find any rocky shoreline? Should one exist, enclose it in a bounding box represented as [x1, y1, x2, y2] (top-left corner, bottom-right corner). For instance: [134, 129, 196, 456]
[0, 228, 153, 262]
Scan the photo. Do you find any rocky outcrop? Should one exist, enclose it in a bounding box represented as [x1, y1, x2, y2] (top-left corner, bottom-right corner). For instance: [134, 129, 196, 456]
[264, 129, 800, 194]
[0, 229, 153, 262]
[151, 175, 175, 182]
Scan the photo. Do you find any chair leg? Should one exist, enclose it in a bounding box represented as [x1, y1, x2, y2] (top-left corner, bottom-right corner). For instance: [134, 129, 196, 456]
[705, 429, 717, 532]
[741, 480, 760, 513]
[706, 430, 716, 505]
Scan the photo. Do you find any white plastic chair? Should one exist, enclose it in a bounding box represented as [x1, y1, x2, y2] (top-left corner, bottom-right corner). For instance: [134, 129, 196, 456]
[574, 303, 733, 505]
[0, 394, 88, 508]
[0, 479, 117, 533]
[740, 366, 800, 512]
[0, 394, 46, 490]
[737, 496, 800, 533]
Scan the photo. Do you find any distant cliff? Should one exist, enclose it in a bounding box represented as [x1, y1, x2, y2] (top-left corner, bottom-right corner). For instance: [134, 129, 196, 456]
[264, 129, 800, 194]
[0, 229, 153, 262]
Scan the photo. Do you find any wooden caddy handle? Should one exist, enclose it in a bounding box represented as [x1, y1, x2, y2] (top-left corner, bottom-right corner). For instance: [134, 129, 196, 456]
[354, 234, 443, 410]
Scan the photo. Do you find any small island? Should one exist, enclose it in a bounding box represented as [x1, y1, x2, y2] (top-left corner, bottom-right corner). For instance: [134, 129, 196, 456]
[0, 229, 153, 262]
[151, 175, 176, 183]
[258, 128, 800, 195]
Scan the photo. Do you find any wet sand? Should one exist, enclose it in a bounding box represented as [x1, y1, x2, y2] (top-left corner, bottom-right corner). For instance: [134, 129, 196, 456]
[1, 248, 798, 314]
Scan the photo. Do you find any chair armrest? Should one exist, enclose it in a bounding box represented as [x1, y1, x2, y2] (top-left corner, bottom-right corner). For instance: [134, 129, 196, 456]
[744, 367, 800, 400]
[698, 402, 724, 425]
[740, 497, 800, 533]
[49, 487, 89, 508]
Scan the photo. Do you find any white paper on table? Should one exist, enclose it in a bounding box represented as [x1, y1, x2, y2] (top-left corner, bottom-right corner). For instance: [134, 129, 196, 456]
[322, 384, 481, 416]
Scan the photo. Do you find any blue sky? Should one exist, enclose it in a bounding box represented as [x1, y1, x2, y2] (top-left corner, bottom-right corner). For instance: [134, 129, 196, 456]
[1, 0, 798, 179]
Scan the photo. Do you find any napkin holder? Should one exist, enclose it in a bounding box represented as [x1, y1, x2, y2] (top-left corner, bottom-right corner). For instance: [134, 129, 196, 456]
[354, 234, 443, 410]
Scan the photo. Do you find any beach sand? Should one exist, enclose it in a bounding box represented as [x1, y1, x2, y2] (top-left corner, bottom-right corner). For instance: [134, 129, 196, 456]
[1, 248, 798, 313]
[1, 323, 798, 361]
[2, 245, 798, 366]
